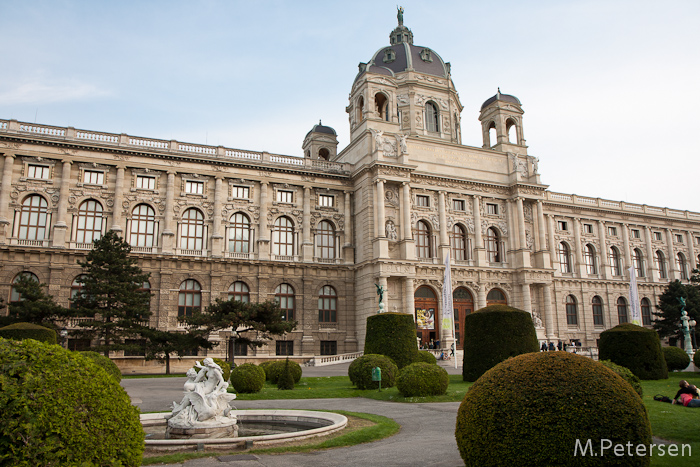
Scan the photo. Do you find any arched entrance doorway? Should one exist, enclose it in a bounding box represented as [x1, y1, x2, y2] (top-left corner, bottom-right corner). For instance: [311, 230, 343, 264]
[486, 288, 507, 306]
[414, 286, 437, 348]
[453, 287, 473, 350]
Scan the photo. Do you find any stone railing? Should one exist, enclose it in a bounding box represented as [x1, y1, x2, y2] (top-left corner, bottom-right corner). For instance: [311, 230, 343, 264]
[0, 119, 348, 174]
[545, 191, 700, 220]
[307, 351, 364, 367]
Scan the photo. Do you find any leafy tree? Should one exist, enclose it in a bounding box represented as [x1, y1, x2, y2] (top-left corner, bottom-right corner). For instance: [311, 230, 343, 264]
[653, 279, 700, 342]
[140, 327, 213, 375]
[180, 298, 296, 352]
[71, 230, 152, 356]
[7, 275, 72, 330]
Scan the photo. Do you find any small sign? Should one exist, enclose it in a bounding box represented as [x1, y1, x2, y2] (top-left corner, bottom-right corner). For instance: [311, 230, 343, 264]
[371, 367, 382, 381]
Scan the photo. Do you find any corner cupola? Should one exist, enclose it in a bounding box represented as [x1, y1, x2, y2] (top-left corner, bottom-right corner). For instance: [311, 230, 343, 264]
[479, 88, 526, 152]
[302, 120, 339, 161]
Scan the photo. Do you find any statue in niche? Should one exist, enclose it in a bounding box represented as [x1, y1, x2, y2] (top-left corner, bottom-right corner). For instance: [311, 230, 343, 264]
[398, 134, 408, 154]
[376, 284, 386, 313]
[386, 220, 398, 241]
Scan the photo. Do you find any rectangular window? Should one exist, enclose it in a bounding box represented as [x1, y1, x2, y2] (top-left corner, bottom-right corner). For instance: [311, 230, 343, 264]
[83, 170, 104, 185]
[276, 340, 294, 356]
[277, 190, 293, 203]
[232, 186, 250, 199]
[654, 232, 662, 241]
[452, 199, 465, 211]
[136, 175, 155, 190]
[320, 341, 337, 356]
[675, 234, 684, 243]
[233, 341, 248, 356]
[631, 229, 640, 239]
[583, 224, 593, 234]
[318, 194, 334, 207]
[27, 164, 50, 179]
[696, 236, 700, 245]
[558, 221, 568, 231]
[486, 203, 498, 215]
[185, 181, 204, 194]
[607, 226, 617, 237]
[416, 195, 430, 207]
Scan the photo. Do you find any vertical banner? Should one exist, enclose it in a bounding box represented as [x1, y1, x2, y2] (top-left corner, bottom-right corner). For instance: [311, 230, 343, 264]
[628, 266, 642, 325]
[442, 253, 453, 332]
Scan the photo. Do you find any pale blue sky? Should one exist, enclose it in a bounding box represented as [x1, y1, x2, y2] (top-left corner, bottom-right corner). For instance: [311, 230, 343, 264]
[1, 1, 698, 210]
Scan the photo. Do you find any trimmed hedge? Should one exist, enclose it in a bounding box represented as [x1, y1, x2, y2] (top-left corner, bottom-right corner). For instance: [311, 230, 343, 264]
[462, 304, 539, 381]
[259, 360, 278, 380]
[0, 322, 57, 344]
[599, 359, 643, 397]
[364, 313, 418, 369]
[456, 352, 651, 466]
[662, 346, 691, 372]
[80, 351, 122, 382]
[415, 350, 437, 365]
[230, 363, 266, 393]
[599, 323, 668, 380]
[695, 349, 700, 368]
[348, 354, 398, 390]
[0, 338, 143, 466]
[397, 362, 448, 397]
[266, 359, 302, 384]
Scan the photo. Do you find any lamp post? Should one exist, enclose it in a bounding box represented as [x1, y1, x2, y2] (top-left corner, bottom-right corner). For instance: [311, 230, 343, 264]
[228, 331, 239, 368]
[680, 310, 694, 357]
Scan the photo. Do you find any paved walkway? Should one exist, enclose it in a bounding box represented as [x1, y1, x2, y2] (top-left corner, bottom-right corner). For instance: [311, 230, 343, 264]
[121, 360, 464, 466]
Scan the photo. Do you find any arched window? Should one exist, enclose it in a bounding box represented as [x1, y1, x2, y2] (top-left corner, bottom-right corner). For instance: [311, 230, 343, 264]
[229, 213, 251, 254]
[75, 199, 103, 244]
[617, 297, 629, 324]
[425, 102, 439, 132]
[566, 295, 578, 326]
[486, 288, 507, 306]
[592, 296, 604, 327]
[272, 217, 294, 256]
[10, 272, 39, 303]
[356, 96, 364, 123]
[70, 275, 87, 309]
[316, 220, 336, 259]
[633, 248, 645, 277]
[677, 253, 688, 280]
[558, 242, 571, 273]
[486, 227, 501, 263]
[450, 224, 467, 261]
[641, 298, 652, 326]
[178, 279, 201, 317]
[228, 281, 249, 303]
[179, 208, 204, 250]
[318, 148, 330, 160]
[506, 118, 517, 143]
[488, 121, 497, 147]
[608, 247, 622, 276]
[275, 283, 295, 321]
[415, 221, 432, 259]
[375, 93, 389, 121]
[318, 285, 337, 323]
[130, 204, 156, 247]
[655, 250, 667, 279]
[584, 244, 597, 274]
[18, 195, 49, 240]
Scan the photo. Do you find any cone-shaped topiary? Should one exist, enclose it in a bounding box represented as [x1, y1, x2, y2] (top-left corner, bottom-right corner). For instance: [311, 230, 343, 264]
[0, 338, 143, 466]
[414, 350, 437, 364]
[266, 359, 302, 384]
[599, 359, 643, 397]
[80, 350, 122, 382]
[277, 358, 295, 390]
[364, 313, 418, 369]
[462, 304, 539, 381]
[0, 322, 57, 344]
[599, 323, 668, 380]
[348, 354, 398, 390]
[230, 363, 266, 393]
[456, 352, 651, 466]
[397, 362, 448, 397]
[662, 346, 691, 372]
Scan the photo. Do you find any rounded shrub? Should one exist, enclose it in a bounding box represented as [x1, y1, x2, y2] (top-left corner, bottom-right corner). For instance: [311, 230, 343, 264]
[0, 322, 57, 344]
[599, 323, 668, 380]
[267, 359, 302, 384]
[230, 363, 266, 393]
[414, 350, 437, 364]
[259, 360, 278, 380]
[0, 338, 143, 466]
[277, 358, 295, 390]
[397, 362, 448, 397]
[456, 352, 651, 466]
[462, 304, 539, 381]
[662, 346, 691, 372]
[364, 312, 418, 369]
[348, 354, 398, 390]
[80, 350, 122, 382]
[694, 349, 700, 368]
[599, 359, 643, 397]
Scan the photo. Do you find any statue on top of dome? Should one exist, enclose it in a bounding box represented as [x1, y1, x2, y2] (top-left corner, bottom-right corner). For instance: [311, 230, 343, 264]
[397, 6, 404, 26]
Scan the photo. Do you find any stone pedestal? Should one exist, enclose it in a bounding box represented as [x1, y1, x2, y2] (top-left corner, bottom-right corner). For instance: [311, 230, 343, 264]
[166, 416, 238, 439]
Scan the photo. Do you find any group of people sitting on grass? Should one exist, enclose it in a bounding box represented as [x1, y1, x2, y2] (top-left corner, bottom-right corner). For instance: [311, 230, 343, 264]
[673, 380, 700, 407]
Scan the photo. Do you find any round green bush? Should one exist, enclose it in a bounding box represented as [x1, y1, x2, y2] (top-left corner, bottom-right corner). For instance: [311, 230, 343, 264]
[193, 357, 231, 382]
[414, 350, 437, 364]
[348, 354, 398, 390]
[0, 322, 57, 344]
[0, 338, 143, 466]
[456, 352, 651, 466]
[599, 323, 668, 380]
[277, 358, 295, 390]
[259, 360, 278, 380]
[267, 359, 302, 384]
[364, 313, 418, 369]
[462, 304, 539, 381]
[80, 350, 122, 382]
[694, 349, 700, 368]
[230, 363, 266, 393]
[397, 362, 448, 397]
[662, 346, 691, 372]
[599, 359, 643, 397]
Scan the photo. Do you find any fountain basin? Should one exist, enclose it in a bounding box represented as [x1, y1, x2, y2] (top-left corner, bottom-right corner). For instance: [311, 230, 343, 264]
[142, 410, 348, 452]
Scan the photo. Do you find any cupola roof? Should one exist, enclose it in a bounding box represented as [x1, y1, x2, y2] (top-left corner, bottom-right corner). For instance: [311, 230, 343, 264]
[481, 88, 521, 110]
[305, 120, 337, 138]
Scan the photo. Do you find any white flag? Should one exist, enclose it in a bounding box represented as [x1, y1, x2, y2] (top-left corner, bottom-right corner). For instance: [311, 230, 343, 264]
[629, 266, 642, 325]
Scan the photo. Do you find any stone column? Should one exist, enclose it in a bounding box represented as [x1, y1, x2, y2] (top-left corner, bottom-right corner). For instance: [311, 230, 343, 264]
[543, 284, 556, 340]
[476, 284, 487, 310]
[342, 191, 353, 263]
[515, 197, 530, 267]
[622, 224, 631, 277]
[473, 195, 486, 265]
[521, 282, 532, 314]
[302, 186, 313, 261]
[401, 182, 414, 260]
[376, 180, 385, 237]
[598, 220, 608, 279]
[0, 154, 15, 243]
[573, 217, 584, 276]
[161, 171, 176, 253]
[52, 160, 72, 247]
[258, 181, 269, 259]
[111, 166, 125, 232]
[688, 231, 696, 271]
[645, 227, 657, 281]
[666, 228, 677, 280]
[211, 177, 224, 257]
[536, 200, 547, 251]
[548, 215, 558, 271]
[405, 277, 415, 316]
[438, 191, 449, 260]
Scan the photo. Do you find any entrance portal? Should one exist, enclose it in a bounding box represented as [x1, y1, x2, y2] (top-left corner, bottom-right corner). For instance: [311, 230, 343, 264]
[453, 287, 473, 350]
[415, 286, 437, 348]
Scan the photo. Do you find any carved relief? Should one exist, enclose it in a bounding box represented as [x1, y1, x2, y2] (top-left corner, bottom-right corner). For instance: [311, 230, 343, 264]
[385, 186, 399, 206]
[385, 220, 398, 241]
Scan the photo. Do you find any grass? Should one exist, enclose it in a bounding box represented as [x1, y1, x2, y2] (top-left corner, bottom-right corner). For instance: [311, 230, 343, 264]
[141, 410, 399, 465]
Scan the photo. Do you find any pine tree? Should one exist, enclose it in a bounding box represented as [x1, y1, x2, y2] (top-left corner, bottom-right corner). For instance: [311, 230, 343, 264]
[71, 230, 152, 355]
[653, 279, 700, 341]
[277, 357, 295, 390]
[6, 275, 71, 330]
[140, 327, 213, 374]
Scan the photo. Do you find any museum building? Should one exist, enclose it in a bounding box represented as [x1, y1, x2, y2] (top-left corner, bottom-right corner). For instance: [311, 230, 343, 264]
[1, 14, 698, 368]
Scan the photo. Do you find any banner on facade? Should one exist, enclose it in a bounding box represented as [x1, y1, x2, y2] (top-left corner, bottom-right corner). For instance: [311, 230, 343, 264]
[442, 253, 454, 331]
[628, 266, 642, 325]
